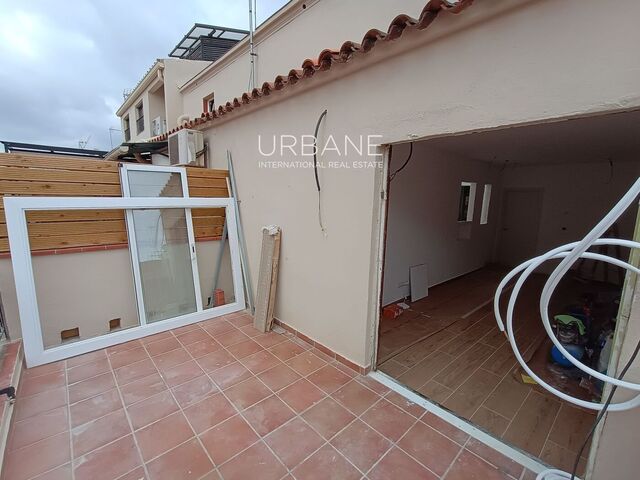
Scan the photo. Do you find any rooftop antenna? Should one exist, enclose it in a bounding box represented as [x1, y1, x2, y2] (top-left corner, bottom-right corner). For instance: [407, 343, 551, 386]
[78, 135, 91, 149]
[248, 0, 257, 90]
[108, 127, 122, 149]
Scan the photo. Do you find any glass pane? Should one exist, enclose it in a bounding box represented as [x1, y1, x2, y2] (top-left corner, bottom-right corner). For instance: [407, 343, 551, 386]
[126, 170, 183, 197]
[26, 209, 140, 349]
[132, 208, 197, 323]
[193, 207, 236, 309]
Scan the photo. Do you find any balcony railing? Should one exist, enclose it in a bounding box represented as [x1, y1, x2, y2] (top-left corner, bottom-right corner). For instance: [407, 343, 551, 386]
[136, 117, 144, 134]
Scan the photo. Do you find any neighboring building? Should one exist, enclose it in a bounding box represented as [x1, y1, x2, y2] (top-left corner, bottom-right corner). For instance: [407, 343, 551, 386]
[115, 24, 247, 142]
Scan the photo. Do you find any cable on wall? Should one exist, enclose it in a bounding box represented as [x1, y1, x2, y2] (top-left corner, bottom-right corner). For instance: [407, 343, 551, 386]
[313, 109, 328, 234]
[389, 142, 414, 181]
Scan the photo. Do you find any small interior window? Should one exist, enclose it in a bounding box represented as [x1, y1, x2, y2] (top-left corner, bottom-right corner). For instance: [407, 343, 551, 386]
[480, 184, 492, 225]
[457, 181, 477, 222]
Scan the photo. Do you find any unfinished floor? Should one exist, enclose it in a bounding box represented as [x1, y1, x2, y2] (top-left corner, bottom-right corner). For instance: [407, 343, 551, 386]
[378, 267, 599, 475]
[2, 311, 538, 480]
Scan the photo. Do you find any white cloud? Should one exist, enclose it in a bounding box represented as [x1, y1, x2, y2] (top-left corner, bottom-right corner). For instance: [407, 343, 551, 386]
[0, 0, 289, 150]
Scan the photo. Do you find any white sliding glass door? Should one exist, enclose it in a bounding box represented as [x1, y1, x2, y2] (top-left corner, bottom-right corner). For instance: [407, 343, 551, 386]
[6, 195, 245, 367]
[120, 165, 202, 324]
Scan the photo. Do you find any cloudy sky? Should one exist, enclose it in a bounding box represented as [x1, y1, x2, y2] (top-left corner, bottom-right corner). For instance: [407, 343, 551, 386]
[0, 0, 288, 151]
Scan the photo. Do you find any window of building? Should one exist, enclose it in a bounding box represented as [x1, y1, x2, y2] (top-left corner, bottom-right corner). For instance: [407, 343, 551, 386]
[203, 93, 215, 113]
[480, 184, 492, 225]
[123, 115, 131, 142]
[135, 102, 144, 134]
[457, 181, 477, 222]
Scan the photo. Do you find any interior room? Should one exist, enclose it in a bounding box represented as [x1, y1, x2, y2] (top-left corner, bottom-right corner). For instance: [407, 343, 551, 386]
[376, 110, 640, 472]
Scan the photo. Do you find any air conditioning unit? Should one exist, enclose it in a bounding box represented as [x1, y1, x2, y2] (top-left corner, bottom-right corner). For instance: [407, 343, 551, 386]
[168, 129, 205, 166]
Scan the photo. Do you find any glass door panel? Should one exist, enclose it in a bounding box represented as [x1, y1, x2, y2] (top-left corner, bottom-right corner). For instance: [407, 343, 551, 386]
[121, 165, 202, 324]
[131, 208, 197, 323]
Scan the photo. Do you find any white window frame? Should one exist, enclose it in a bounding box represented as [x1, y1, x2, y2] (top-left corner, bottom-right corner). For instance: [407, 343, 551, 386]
[5, 196, 245, 367]
[458, 181, 477, 223]
[120, 164, 203, 325]
[480, 184, 492, 225]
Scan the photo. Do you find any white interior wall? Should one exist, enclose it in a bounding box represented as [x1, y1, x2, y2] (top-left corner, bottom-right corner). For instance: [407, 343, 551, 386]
[383, 143, 501, 305]
[499, 158, 640, 258]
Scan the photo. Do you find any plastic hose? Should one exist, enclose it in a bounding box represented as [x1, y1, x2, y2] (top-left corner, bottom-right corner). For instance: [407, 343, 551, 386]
[493, 178, 640, 480]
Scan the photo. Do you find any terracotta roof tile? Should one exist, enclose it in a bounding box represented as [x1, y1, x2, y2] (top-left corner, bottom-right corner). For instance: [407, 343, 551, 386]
[153, 0, 474, 140]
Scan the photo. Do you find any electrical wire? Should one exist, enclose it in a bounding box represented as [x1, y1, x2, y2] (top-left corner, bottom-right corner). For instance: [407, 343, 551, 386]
[492, 177, 640, 479]
[313, 109, 328, 234]
[389, 142, 413, 181]
[568, 334, 640, 480]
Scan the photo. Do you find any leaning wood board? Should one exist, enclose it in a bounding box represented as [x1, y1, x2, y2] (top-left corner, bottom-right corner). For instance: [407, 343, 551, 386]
[253, 226, 282, 333]
[0, 152, 229, 253]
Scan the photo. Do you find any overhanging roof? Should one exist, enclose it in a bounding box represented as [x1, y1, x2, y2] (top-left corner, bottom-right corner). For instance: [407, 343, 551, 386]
[1, 141, 108, 158]
[169, 24, 248, 60]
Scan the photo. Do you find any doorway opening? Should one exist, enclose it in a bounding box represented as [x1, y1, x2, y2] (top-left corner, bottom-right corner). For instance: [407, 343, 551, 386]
[375, 110, 640, 474]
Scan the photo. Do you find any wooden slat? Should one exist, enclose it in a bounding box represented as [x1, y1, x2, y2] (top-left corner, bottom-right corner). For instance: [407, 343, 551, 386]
[24, 210, 126, 223]
[185, 167, 229, 178]
[0, 153, 229, 253]
[0, 181, 121, 196]
[191, 208, 225, 218]
[184, 176, 229, 189]
[0, 166, 120, 184]
[0, 153, 119, 172]
[189, 187, 229, 197]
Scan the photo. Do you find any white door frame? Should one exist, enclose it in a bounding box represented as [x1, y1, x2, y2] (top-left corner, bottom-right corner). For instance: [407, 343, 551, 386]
[4, 196, 245, 367]
[119, 163, 203, 323]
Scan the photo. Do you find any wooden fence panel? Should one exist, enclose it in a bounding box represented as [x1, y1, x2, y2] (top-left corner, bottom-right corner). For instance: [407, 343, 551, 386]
[0, 153, 229, 254]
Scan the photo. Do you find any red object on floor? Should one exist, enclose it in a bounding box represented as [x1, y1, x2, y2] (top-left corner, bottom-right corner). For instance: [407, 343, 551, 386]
[214, 289, 225, 306]
[382, 304, 403, 320]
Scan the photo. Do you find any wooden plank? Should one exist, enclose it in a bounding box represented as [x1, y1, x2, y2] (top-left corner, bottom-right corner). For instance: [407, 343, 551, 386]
[191, 208, 225, 218]
[0, 209, 225, 225]
[185, 176, 229, 189]
[185, 167, 229, 178]
[189, 187, 229, 197]
[265, 232, 281, 331]
[0, 166, 120, 184]
[24, 210, 126, 223]
[0, 220, 126, 238]
[0, 153, 119, 172]
[193, 216, 225, 227]
[0, 181, 121, 196]
[253, 226, 281, 333]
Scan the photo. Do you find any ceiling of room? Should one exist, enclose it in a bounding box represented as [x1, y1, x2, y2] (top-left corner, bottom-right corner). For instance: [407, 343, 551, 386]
[425, 109, 640, 165]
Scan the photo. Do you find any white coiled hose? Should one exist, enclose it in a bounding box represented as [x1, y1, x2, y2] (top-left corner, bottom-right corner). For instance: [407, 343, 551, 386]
[493, 178, 640, 480]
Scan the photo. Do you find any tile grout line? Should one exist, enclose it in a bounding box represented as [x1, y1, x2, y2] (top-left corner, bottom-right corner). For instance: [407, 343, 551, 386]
[64, 360, 76, 480]
[370, 370, 547, 474]
[141, 329, 222, 476]
[466, 365, 514, 422]
[439, 436, 471, 480]
[104, 349, 152, 480]
[502, 389, 533, 441]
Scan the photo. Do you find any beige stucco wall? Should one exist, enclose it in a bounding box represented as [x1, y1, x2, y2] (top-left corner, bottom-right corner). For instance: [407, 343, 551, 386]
[118, 58, 210, 141]
[0, 240, 234, 347]
[180, 0, 432, 120]
[184, 0, 640, 369]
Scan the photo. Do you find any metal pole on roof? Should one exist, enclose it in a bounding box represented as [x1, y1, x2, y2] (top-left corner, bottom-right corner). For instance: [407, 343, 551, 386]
[248, 0, 256, 90]
[228, 150, 255, 314]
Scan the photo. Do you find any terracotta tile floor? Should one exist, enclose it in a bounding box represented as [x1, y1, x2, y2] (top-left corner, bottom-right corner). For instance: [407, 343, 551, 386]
[378, 269, 594, 475]
[3, 311, 536, 480]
